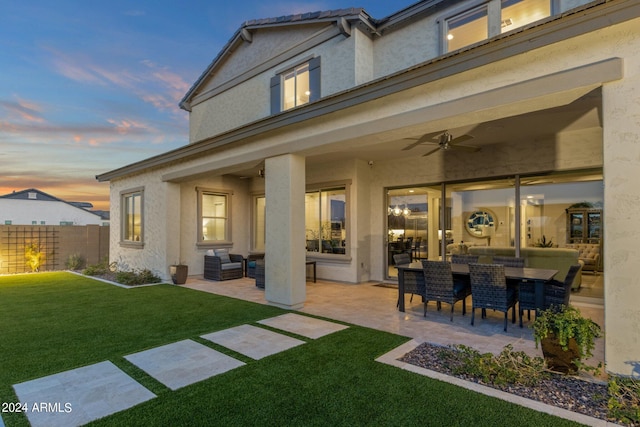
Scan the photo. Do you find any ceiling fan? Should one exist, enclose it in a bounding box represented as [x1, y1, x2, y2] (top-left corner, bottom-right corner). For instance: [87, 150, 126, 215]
[402, 130, 479, 157]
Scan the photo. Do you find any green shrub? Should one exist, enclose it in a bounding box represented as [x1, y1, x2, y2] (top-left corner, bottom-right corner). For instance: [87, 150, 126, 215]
[441, 344, 548, 386]
[65, 253, 85, 270]
[82, 258, 110, 276]
[608, 376, 640, 425]
[115, 269, 161, 286]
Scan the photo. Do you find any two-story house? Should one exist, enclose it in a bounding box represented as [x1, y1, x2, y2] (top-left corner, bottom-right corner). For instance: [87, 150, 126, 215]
[97, 0, 640, 376]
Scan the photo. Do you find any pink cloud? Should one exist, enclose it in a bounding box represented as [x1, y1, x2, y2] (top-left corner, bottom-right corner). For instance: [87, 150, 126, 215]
[0, 97, 46, 123]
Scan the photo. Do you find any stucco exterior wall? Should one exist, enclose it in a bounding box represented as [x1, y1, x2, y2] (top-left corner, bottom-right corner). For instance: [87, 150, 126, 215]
[189, 25, 364, 143]
[203, 25, 327, 91]
[602, 34, 640, 377]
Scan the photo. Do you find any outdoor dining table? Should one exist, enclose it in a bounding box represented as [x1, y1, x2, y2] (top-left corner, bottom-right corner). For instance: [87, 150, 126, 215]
[395, 262, 558, 313]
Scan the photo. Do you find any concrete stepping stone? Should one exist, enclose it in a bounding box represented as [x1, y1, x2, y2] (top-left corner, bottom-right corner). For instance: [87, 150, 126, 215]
[202, 324, 305, 360]
[13, 361, 155, 427]
[258, 313, 348, 339]
[124, 339, 245, 390]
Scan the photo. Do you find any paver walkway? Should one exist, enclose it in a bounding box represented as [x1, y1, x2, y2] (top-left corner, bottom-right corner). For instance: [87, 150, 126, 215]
[258, 313, 349, 338]
[13, 361, 155, 427]
[10, 314, 347, 426]
[202, 324, 305, 360]
[124, 339, 245, 391]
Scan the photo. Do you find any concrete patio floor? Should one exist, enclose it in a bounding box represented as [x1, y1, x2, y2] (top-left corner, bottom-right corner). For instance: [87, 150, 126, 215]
[184, 275, 605, 369]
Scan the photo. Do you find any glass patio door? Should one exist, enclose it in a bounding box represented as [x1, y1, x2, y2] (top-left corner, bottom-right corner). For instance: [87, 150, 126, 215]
[386, 186, 443, 278]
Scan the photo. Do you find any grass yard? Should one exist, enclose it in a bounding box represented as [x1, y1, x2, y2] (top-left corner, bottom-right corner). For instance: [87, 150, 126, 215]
[0, 272, 580, 426]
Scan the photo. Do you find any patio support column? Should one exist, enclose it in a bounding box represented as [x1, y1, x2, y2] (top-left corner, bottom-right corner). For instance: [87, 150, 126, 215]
[602, 74, 640, 376]
[264, 154, 306, 309]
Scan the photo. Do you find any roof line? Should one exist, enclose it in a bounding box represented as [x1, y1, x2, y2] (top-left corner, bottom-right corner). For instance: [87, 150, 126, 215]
[97, 0, 632, 183]
[179, 8, 375, 111]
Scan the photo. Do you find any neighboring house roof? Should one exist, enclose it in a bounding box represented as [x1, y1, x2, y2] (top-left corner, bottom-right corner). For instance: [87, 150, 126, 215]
[0, 188, 105, 220]
[1, 188, 63, 202]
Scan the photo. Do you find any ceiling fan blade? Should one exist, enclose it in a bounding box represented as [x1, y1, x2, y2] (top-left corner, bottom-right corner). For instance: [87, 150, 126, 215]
[448, 134, 474, 145]
[402, 139, 428, 151]
[422, 146, 442, 157]
[402, 131, 443, 150]
[450, 144, 480, 152]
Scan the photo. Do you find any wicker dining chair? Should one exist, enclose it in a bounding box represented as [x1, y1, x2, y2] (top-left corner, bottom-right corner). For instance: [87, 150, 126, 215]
[468, 263, 517, 332]
[394, 253, 422, 306]
[451, 254, 479, 264]
[518, 264, 581, 327]
[422, 260, 471, 321]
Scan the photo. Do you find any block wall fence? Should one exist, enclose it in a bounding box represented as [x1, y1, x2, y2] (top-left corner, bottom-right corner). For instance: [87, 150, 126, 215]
[0, 225, 109, 274]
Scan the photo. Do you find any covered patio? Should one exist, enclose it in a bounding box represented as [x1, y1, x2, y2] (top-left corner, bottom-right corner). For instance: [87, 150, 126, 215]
[183, 276, 604, 369]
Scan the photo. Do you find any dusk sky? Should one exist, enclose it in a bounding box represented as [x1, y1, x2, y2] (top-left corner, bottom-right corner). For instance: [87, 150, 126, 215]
[1, 1, 416, 211]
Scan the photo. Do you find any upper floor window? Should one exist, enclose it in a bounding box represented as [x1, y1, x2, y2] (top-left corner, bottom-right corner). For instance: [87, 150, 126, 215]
[283, 63, 310, 110]
[501, 0, 551, 33]
[121, 187, 143, 245]
[197, 188, 232, 245]
[271, 57, 321, 114]
[445, 5, 488, 52]
[443, 0, 552, 53]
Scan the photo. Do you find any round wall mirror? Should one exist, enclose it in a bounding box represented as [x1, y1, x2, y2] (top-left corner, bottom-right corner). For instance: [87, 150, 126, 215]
[466, 209, 497, 238]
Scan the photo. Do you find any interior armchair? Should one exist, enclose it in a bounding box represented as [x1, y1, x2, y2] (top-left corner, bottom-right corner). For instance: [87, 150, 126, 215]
[565, 243, 601, 273]
[204, 249, 243, 281]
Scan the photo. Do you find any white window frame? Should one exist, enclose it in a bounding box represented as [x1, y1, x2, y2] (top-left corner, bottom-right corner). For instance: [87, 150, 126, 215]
[120, 187, 144, 248]
[439, 0, 555, 54]
[196, 187, 233, 248]
[305, 181, 351, 260]
[281, 62, 310, 111]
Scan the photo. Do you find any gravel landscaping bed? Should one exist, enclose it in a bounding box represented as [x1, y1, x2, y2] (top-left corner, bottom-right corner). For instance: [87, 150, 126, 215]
[399, 342, 618, 424]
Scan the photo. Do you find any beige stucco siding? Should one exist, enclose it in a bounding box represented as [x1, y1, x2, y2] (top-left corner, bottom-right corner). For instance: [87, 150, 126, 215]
[188, 25, 366, 143]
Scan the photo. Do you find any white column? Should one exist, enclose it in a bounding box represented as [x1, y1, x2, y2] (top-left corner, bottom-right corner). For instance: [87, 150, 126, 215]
[264, 154, 306, 309]
[603, 74, 640, 376]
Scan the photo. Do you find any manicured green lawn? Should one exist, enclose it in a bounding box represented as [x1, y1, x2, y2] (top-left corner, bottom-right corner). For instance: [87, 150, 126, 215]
[0, 272, 579, 426]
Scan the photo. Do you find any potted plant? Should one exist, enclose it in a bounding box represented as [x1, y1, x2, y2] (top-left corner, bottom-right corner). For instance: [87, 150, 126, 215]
[532, 305, 602, 374]
[170, 263, 188, 285]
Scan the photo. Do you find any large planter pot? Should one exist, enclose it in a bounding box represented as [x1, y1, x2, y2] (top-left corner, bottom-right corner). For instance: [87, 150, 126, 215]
[540, 334, 580, 374]
[170, 265, 188, 285]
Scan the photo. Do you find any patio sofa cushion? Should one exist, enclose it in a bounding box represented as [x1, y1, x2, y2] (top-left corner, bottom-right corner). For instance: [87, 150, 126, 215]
[467, 246, 582, 290]
[214, 248, 231, 264]
[221, 262, 242, 270]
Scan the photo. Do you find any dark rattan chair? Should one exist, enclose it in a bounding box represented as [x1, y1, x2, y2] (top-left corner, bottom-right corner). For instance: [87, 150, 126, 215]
[246, 253, 265, 278]
[204, 249, 243, 281]
[254, 259, 265, 289]
[518, 264, 581, 327]
[422, 260, 470, 321]
[394, 253, 422, 306]
[451, 254, 479, 264]
[469, 263, 517, 332]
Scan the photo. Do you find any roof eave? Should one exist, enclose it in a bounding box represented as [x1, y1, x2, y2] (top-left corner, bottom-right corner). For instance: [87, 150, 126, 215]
[179, 9, 376, 112]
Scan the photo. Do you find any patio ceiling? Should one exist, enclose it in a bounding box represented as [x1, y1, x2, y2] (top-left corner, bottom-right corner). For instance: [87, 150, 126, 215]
[229, 87, 602, 179]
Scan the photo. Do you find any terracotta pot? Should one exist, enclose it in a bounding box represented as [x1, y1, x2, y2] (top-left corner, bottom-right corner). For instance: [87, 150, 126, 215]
[540, 334, 580, 374]
[170, 265, 188, 285]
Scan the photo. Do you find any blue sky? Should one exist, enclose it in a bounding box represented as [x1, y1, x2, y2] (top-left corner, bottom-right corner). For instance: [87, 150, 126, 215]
[0, 1, 415, 210]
